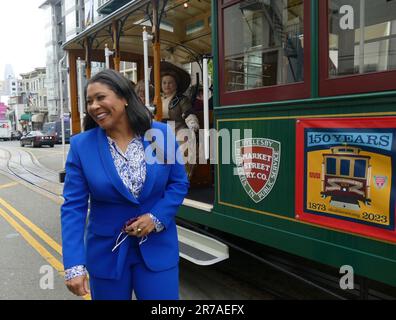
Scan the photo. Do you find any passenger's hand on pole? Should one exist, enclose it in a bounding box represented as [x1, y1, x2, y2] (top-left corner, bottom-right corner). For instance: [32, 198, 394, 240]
[185, 114, 200, 132]
[65, 274, 90, 296]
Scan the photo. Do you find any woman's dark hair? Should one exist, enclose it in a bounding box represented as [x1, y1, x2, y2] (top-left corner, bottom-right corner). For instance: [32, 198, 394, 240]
[83, 69, 152, 136]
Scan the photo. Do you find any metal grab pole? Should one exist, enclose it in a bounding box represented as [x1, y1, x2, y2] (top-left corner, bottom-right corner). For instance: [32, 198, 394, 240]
[105, 43, 114, 69]
[66, 52, 73, 135]
[58, 53, 67, 168]
[203, 57, 210, 160]
[142, 27, 153, 107]
[77, 58, 85, 132]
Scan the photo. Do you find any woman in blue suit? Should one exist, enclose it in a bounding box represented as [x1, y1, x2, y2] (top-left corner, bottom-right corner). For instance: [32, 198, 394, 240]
[61, 69, 189, 300]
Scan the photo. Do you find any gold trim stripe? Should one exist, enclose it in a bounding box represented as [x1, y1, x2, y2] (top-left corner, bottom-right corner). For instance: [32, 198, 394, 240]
[217, 200, 396, 245]
[216, 111, 396, 123]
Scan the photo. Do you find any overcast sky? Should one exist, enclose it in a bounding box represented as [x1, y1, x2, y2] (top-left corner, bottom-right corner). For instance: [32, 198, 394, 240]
[0, 0, 47, 78]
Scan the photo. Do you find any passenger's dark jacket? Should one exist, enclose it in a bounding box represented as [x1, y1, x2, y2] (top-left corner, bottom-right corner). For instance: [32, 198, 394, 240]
[164, 94, 194, 132]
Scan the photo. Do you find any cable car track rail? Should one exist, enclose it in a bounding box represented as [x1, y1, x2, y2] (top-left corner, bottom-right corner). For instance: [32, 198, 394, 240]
[0, 146, 62, 197]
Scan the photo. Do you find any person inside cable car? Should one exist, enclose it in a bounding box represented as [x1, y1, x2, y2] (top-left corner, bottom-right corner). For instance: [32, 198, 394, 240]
[159, 61, 199, 179]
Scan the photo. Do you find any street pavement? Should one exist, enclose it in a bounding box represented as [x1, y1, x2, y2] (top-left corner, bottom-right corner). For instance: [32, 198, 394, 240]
[0, 141, 81, 299]
[20, 143, 69, 173]
[0, 172, 80, 299]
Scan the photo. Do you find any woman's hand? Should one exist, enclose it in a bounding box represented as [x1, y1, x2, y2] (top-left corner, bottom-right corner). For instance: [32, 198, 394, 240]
[124, 213, 155, 237]
[65, 274, 90, 296]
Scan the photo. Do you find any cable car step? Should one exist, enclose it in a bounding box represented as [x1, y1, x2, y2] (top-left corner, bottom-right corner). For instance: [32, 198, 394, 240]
[177, 225, 229, 266]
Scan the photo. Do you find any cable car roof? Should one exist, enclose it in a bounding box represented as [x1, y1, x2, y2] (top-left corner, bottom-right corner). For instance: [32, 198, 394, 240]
[62, 0, 212, 64]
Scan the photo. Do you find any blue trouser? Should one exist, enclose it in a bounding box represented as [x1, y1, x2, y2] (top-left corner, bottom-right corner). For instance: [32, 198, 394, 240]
[89, 240, 179, 300]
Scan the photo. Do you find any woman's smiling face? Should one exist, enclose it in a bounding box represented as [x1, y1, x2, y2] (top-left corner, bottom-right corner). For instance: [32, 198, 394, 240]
[86, 82, 128, 131]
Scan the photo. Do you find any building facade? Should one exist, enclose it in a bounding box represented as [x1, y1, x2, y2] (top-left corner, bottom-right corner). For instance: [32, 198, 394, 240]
[7, 95, 25, 132]
[20, 68, 48, 130]
[40, 0, 66, 122]
[7, 78, 23, 97]
[2, 64, 22, 97]
[0, 81, 5, 96]
[38, 0, 144, 132]
[0, 102, 7, 120]
[39, 0, 114, 125]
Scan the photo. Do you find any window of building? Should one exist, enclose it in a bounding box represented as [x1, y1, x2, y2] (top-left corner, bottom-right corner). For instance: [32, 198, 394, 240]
[219, 0, 310, 105]
[319, 0, 396, 96]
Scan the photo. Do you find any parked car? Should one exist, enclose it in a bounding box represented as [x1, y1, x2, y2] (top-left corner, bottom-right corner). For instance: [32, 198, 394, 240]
[42, 120, 70, 144]
[20, 131, 55, 148]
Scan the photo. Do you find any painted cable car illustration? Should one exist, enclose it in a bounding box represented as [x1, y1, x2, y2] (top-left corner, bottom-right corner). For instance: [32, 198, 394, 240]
[321, 146, 372, 211]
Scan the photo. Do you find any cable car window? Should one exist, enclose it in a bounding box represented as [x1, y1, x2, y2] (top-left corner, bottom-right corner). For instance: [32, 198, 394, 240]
[354, 159, 366, 178]
[328, 0, 396, 78]
[340, 159, 350, 176]
[326, 157, 337, 175]
[223, 0, 304, 92]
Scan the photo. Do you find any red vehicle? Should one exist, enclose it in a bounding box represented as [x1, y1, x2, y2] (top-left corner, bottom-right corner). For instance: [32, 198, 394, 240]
[20, 131, 55, 148]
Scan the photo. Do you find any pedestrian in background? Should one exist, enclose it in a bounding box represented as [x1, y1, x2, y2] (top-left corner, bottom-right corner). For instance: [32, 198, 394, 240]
[61, 69, 189, 300]
[158, 61, 200, 179]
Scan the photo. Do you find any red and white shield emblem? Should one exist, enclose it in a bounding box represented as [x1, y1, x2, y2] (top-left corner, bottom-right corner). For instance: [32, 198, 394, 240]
[235, 138, 281, 203]
[374, 176, 387, 189]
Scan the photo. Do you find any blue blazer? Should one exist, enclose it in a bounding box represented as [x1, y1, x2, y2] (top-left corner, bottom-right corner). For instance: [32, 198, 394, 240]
[61, 121, 189, 280]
